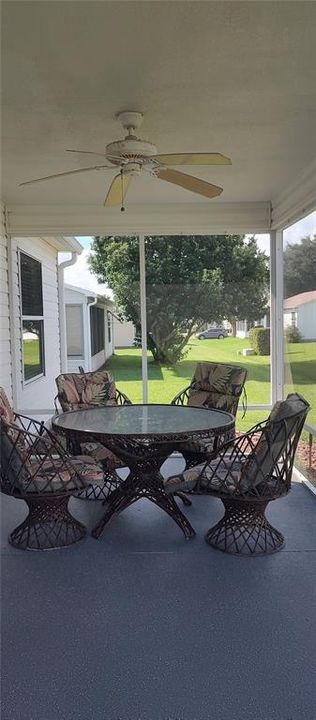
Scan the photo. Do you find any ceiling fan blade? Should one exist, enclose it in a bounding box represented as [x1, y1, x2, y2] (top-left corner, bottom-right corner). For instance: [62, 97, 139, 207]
[66, 149, 108, 158]
[19, 164, 111, 186]
[66, 149, 128, 162]
[155, 153, 231, 166]
[156, 167, 223, 199]
[104, 173, 132, 207]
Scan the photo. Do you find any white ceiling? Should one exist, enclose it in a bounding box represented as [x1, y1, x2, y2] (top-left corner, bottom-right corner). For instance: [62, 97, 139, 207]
[2, 1, 316, 219]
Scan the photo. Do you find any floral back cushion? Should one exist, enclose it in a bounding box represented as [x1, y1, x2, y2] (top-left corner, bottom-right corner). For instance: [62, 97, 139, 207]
[240, 393, 309, 491]
[56, 371, 117, 412]
[0, 387, 14, 424]
[0, 387, 28, 457]
[188, 363, 247, 416]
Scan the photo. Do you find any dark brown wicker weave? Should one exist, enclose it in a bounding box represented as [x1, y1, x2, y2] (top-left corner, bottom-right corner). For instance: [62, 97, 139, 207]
[0, 413, 106, 550]
[165, 393, 310, 555]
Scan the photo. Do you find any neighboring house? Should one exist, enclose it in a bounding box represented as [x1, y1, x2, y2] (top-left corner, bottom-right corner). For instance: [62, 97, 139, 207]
[283, 291, 316, 340]
[0, 210, 82, 415]
[113, 315, 135, 348]
[65, 284, 115, 373]
[236, 317, 269, 339]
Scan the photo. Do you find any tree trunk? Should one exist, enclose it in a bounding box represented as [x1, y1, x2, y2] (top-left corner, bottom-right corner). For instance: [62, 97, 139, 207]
[147, 333, 172, 364]
[230, 318, 237, 337]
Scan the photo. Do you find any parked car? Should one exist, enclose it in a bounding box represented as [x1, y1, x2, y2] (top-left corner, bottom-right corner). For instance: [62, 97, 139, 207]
[196, 326, 228, 340]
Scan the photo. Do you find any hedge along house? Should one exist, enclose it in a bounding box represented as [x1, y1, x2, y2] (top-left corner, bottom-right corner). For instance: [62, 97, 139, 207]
[0, 209, 83, 415]
[2, 1, 316, 415]
[65, 284, 115, 373]
[283, 291, 316, 341]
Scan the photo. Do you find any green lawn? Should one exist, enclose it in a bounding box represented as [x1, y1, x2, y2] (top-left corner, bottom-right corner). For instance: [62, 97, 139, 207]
[106, 337, 316, 433]
[23, 339, 42, 381]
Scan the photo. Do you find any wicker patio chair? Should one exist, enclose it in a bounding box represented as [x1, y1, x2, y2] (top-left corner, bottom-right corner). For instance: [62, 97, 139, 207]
[165, 393, 310, 555]
[170, 362, 247, 505]
[54, 370, 131, 476]
[0, 410, 112, 550]
[171, 361, 247, 465]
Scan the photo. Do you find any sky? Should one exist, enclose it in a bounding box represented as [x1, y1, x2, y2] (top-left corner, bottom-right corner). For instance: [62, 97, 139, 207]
[62, 240, 112, 297]
[62, 212, 316, 293]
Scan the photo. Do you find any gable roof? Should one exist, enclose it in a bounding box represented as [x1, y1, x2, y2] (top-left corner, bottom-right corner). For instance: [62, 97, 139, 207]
[65, 283, 114, 306]
[284, 291, 316, 309]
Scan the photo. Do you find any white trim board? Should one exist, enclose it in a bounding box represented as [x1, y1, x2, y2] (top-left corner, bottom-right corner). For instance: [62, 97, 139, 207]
[6, 202, 271, 236]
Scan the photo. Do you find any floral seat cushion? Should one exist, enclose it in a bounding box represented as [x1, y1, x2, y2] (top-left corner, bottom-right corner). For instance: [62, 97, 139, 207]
[165, 456, 242, 495]
[80, 441, 125, 469]
[17, 454, 104, 494]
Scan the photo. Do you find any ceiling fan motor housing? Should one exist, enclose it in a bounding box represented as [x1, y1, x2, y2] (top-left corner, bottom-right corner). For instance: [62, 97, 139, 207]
[106, 138, 157, 165]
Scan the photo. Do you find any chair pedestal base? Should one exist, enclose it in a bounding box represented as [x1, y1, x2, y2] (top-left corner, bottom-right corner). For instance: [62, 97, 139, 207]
[205, 498, 284, 555]
[9, 496, 87, 551]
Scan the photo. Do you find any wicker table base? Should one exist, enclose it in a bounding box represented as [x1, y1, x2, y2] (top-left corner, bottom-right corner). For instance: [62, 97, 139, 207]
[92, 453, 196, 540]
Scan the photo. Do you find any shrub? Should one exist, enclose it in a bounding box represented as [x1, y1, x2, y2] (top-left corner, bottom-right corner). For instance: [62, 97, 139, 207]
[285, 325, 302, 343]
[249, 327, 270, 355]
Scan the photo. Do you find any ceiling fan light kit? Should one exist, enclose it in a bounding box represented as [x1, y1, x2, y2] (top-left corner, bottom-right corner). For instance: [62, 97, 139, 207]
[19, 110, 231, 209]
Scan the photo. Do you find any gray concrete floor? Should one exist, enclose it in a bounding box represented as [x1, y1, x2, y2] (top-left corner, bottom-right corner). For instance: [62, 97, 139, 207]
[1, 458, 316, 720]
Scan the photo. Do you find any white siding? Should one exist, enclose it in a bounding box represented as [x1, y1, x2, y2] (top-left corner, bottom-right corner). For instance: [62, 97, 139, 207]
[297, 301, 316, 340]
[0, 207, 12, 400]
[105, 312, 114, 360]
[65, 287, 115, 372]
[113, 318, 135, 347]
[91, 349, 106, 371]
[283, 310, 294, 330]
[65, 288, 87, 372]
[11, 238, 61, 413]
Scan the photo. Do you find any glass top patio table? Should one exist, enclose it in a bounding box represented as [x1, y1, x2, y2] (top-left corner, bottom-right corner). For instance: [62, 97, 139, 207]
[53, 405, 235, 543]
[53, 404, 235, 440]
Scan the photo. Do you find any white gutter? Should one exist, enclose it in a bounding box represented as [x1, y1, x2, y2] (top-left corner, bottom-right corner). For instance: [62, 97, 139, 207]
[58, 252, 78, 372]
[86, 296, 98, 372]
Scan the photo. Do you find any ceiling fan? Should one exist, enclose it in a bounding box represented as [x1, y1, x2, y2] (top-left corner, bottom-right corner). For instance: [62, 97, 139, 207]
[20, 111, 232, 210]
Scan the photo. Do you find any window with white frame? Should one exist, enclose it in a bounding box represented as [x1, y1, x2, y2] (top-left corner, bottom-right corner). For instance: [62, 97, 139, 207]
[20, 252, 45, 382]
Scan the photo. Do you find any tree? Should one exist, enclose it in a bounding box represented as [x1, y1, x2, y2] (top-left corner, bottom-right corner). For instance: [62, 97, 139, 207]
[89, 235, 269, 364]
[220, 236, 269, 336]
[283, 235, 316, 298]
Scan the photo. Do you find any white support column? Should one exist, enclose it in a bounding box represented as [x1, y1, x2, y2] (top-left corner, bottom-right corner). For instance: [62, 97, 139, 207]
[139, 234, 148, 403]
[270, 229, 284, 404]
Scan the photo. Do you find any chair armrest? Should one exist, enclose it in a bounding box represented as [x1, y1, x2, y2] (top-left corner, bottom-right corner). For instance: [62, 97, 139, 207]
[171, 385, 192, 406]
[115, 389, 132, 405]
[215, 419, 270, 462]
[54, 395, 62, 413]
[13, 412, 47, 436]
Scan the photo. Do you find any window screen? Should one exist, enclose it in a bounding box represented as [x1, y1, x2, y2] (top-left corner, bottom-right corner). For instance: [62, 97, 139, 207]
[20, 252, 43, 316]
[66, 305, 84, 356]
[90, 306, 104, 355]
